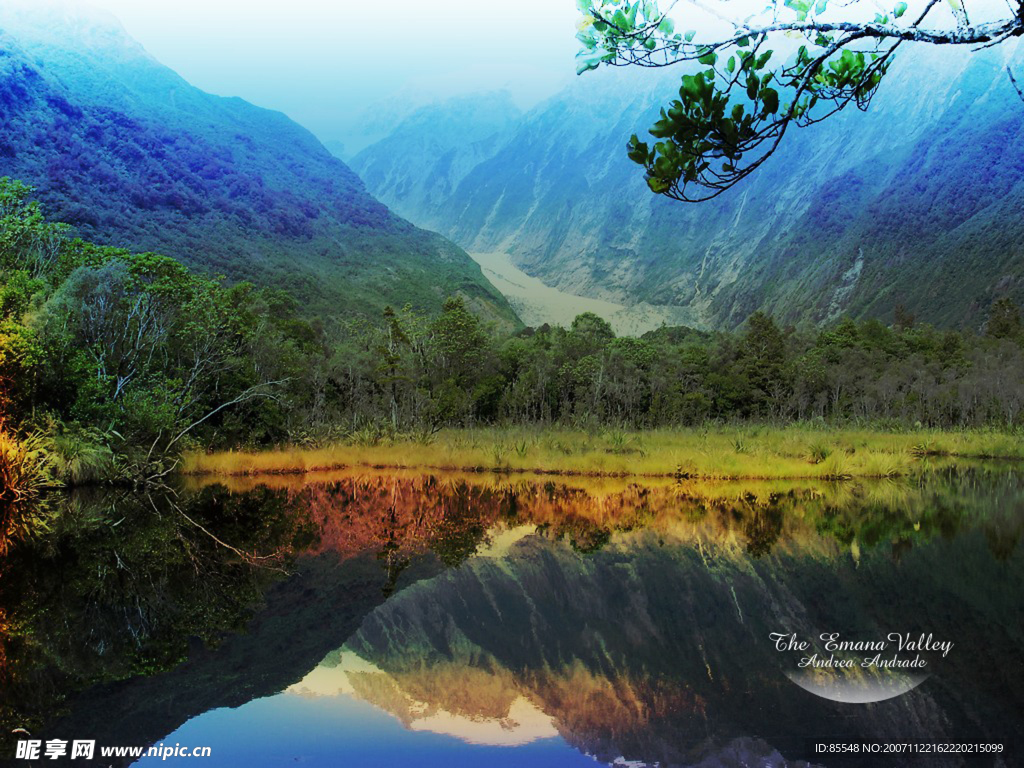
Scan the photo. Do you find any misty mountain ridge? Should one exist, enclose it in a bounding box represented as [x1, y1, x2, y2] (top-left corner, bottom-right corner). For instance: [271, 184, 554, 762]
[0, 0, 520, 327]
[353, 42, 1024, 331]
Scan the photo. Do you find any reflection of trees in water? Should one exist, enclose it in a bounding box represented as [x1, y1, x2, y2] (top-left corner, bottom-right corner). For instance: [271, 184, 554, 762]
[744, 503, 784, 558]
[2, 465, 1021, 758]
[288, 467, 1024, 566]
[0, 487, 313, 749]
[299, 468, 1024, 765]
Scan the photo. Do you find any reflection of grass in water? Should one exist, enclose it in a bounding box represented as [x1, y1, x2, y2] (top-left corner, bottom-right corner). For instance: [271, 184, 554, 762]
[194, 467, 1023, 564]
[183, 426, 1024, 481]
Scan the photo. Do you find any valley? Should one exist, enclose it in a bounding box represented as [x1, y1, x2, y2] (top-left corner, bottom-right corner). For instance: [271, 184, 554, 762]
[3, 1, 1024, 766]
[354, 44, 1024, 331]
[468, 251, 700, 335]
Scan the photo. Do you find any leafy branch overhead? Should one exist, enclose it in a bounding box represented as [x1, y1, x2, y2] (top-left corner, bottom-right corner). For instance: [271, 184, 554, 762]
[575, 0, 1024, 201]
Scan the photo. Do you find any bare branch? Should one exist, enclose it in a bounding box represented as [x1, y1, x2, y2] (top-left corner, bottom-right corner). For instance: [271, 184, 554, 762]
[1010, 66, 1024, 102]
[152, 494, 290, 573]
[163, 378, 292, 454]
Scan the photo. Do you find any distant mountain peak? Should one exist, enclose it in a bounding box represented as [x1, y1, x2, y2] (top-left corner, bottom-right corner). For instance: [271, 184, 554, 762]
[0, 0, 146, 58]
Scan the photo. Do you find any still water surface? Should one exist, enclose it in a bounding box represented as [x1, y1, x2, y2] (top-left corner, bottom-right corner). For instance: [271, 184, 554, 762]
[3, 466, 1022, 766]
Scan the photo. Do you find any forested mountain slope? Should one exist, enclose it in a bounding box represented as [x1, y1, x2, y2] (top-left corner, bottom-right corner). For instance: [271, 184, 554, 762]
[354, 44, 1024, 330]
[0, 2, 519, 327]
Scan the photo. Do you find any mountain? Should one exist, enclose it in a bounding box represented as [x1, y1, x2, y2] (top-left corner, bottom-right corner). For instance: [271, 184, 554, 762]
[353, 42, 1024, 331]
[352, 92, 521, 230]
[0, 0, 520, 328]
[340, 519, 1021, 764]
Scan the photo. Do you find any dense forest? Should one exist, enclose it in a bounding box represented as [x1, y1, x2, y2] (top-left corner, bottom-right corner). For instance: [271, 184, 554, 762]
[2, 177, 1023, 507]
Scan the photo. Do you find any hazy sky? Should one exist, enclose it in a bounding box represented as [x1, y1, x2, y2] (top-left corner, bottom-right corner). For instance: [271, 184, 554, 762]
[63, 0, 1016, 155]
[83, 0, 581, 154]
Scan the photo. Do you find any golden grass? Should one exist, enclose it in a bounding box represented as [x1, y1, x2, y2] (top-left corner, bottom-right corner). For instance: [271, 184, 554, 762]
[0, 430, 53, 504]
[182, 425, 1023, 481]
[0, 429, 56, 554]
[183, 463, 835, 497]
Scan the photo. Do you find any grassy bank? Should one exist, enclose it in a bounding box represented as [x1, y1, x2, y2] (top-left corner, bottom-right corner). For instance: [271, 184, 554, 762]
[182, 425, 1024, 481]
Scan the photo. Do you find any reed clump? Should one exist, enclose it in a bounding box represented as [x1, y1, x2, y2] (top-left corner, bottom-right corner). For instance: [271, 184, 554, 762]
[0, 429, 56, 553]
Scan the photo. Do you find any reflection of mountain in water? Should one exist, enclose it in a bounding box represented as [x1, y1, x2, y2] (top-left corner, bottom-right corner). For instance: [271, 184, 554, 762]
[329, 510, 1022, 765]
[11, 468, 1024, 766]
[288, 648, 561, 747]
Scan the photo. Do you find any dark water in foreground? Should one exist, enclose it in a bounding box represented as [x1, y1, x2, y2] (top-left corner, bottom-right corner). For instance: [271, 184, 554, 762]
[1, 466, 1023, 767]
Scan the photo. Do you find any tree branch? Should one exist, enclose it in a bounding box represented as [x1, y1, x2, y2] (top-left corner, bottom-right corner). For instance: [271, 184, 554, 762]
[579, 0, 1023, 201]
[1010, 66, 1024, 101]
[601, 17, 1022, 68]
[162, 379, 292, 454]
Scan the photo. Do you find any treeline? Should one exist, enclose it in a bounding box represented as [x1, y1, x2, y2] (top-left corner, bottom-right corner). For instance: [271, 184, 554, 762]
[3, 177, 1024, 491]
[323, 301, 1024, 434]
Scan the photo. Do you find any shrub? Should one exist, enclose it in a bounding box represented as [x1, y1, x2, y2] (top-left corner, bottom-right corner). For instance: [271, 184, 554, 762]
[0, 429, 56, 553]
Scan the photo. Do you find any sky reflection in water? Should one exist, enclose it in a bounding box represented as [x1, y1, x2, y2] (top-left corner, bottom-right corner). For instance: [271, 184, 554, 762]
[11, 467, 1024, 767]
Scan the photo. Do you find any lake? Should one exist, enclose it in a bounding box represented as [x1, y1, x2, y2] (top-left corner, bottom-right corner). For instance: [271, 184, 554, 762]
[2, 465, 1022, 766]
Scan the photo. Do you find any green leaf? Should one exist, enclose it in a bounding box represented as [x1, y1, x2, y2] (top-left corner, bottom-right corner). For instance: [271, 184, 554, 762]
[575, 50, 615, 75]
[576, 29, 597, 48]
[627, 135, 650, 164]
[893, 1, 908, 16]
[647, 176, 672, 194]
[785, 0, 811, 20]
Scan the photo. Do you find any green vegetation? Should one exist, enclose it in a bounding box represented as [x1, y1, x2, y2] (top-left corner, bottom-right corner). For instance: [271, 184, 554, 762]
[0, 178, 333, 526]
[575, 0, 1023, 200]
[3, 177, 1024, 529]
[0, 430, 54, 554]
[183, 425, 1024, 480]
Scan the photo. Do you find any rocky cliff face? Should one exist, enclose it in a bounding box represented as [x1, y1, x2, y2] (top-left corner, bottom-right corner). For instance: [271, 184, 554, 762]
[354, 43, 1024, 330]
[352, 92, 522, 231]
